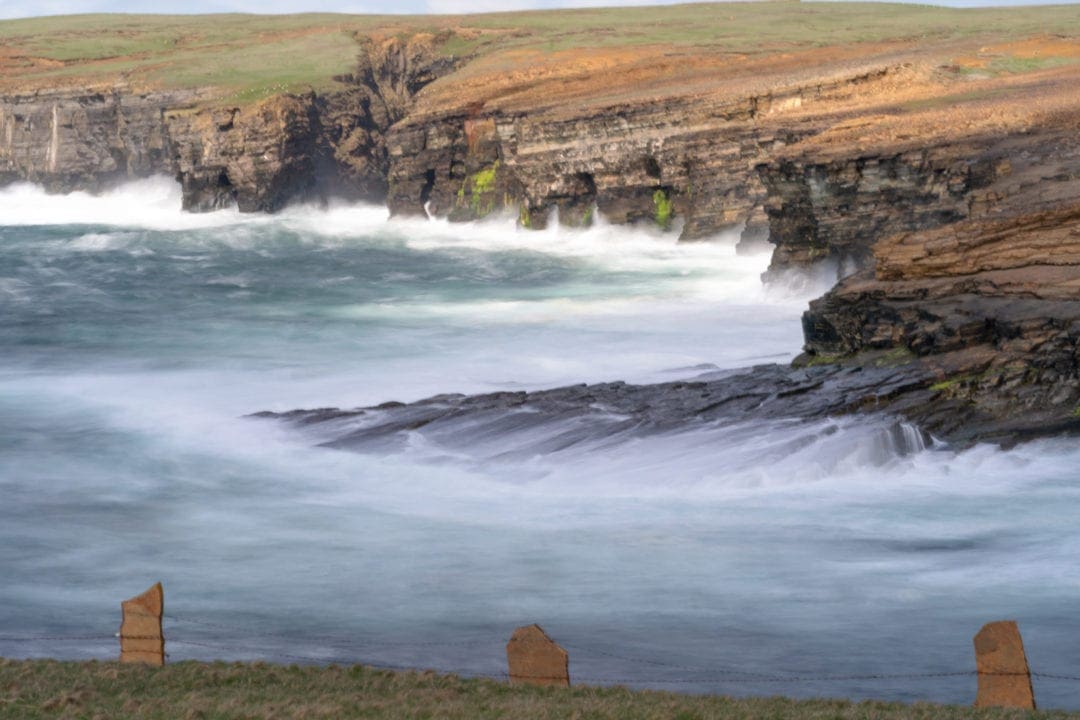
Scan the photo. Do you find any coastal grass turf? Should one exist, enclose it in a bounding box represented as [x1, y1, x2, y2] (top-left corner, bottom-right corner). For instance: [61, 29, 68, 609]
[2, 658, 1080, 720]
[1, 2, 1079, 102]
[0, 14, 390, 99]
[461, 2, 1080, 52]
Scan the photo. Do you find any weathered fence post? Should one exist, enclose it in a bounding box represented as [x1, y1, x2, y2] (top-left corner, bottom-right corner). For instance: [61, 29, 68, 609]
[973, 620, 1035, 709]
[506, 624, 569, 687]
[119, 582, 165, 666]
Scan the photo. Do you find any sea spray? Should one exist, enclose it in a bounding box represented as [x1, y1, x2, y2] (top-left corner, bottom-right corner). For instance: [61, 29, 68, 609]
[2, 180, 1080, 708]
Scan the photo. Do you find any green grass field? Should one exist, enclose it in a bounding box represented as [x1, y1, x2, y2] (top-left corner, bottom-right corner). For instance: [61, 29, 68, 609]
[1, 3, 1079, 102]
[3, 658, 1080, 720]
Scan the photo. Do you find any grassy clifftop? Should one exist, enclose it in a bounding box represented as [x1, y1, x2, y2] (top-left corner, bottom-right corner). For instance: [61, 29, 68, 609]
[4, 659, 1080, 720]
[1, 2, 1078, 103]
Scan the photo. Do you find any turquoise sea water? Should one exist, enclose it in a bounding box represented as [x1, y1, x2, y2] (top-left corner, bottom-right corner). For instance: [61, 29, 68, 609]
[2, 179, 1079, 707]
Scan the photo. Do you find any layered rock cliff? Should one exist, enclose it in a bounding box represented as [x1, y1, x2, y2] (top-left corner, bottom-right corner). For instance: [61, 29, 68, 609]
[3, 15, 1080, 446]
[0, 31, 936, 244]
[768, 69, 1080, 443]
[0, 87, 186, 192]
[0, 34, 456, 212]
[383, 46, 922, 241]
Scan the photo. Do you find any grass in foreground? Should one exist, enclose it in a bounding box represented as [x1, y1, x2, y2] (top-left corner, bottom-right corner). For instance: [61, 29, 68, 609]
[1, 659, 1078, 720]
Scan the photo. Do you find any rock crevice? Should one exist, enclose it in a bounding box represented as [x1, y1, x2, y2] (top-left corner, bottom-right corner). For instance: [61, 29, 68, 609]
[0, 33, 457, 212]
[769, 81, 1080, 441]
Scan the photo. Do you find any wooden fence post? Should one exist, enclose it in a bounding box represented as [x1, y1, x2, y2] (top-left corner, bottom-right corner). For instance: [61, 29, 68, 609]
[973, 620, 1035, 709]
[506, 624, 569, 687]
[119, 582, 165, 666]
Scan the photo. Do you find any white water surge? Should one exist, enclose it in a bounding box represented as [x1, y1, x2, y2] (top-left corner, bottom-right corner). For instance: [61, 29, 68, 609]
[1, 179, 1079, 707]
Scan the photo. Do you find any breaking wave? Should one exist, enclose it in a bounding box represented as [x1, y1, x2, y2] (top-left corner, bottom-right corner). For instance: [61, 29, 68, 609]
[3, 179, 1080, 708]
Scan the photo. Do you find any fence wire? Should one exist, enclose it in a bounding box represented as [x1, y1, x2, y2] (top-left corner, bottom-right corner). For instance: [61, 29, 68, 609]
[2, 624, 1078, 688]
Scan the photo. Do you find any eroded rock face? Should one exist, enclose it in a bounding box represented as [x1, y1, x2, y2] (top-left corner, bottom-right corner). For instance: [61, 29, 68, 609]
[760, 148, 981, 279]
[385, 94, 774, 237]
[973, 621, 1035, 710]
[759, 120, 1072, 281]
[385, 65, 907, 240]
[312, 34, 460, 206]
[787, 103, 1080, 439]
[167, 34, 459, 212]
[0, 88, 190, 192]
[0, 33, 457, 213]
[168, 95, 323, 212]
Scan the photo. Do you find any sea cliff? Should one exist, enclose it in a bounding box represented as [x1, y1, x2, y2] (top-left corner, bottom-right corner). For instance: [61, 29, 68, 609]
[2, 6, 1079, 445]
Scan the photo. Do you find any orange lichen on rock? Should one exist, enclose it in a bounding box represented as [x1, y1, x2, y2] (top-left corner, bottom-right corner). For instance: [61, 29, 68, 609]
[505, 624, 569, 687]
[119, 582, 165, 666]
[973, 621, 1035, 710]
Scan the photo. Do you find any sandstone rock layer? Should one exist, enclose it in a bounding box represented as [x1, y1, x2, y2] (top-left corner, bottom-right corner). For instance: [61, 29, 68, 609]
[506, 624, 570, 687]
[787, 70, 1080, 443]
[973, 621, 1035, 710]
[119, 582, 165, 666]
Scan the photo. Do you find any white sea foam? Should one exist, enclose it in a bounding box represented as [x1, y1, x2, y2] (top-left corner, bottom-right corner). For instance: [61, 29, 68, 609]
[0, 178, 237, 229]
[8, 180, 1079, 707]
[68, 232, 125, 250]
[0, 277, 31, 303]
[5, 363, 1064, 513]
[0, 179, 813, 303]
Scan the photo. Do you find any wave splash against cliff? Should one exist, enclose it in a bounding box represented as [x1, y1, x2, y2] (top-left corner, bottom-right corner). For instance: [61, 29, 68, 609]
[5, 181, 1080, 708]
[0, 178, 796, 293]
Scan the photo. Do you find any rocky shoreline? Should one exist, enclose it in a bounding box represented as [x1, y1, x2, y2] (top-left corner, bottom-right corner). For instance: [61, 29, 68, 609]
[250, 344, 1080, 454]
[251, 359, 945, 458]
[3, 18, 1080, 447]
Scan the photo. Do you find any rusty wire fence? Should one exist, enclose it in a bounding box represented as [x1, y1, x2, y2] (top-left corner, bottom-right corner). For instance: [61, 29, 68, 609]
[3, 590, 1080, 710]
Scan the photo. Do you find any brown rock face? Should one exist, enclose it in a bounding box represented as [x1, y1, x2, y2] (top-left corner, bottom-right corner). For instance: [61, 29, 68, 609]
[385, 57, 911, 240]
[168, 95, 323, 212]
[168, 35, 457, 213]
[0, 88, 191, 193]
[119, 582, 165, 666]
[973, 621, 1035, 710]
[505, 624, 569, 687]
[0, 34, 457, 213]
[772, 68, 1080, 444]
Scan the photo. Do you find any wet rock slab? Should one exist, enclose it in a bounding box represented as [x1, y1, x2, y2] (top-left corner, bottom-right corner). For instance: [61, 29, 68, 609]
[253, 347, 1080, 454]
[251, 359, 962, 456]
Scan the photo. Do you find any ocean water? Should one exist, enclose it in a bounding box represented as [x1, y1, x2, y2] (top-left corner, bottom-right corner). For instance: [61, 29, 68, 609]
[2, 178, 1079, 707]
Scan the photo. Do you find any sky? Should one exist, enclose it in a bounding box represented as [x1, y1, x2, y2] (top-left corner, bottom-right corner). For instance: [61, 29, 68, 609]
[0, 0, 1074, 20]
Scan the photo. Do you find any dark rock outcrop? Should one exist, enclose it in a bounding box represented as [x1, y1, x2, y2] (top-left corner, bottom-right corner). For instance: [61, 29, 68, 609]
[767, 77, 1080, 442]
[250, 359, 937, 456]
[167, 95, 324, 212]
[254, 336, 1080, 452]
